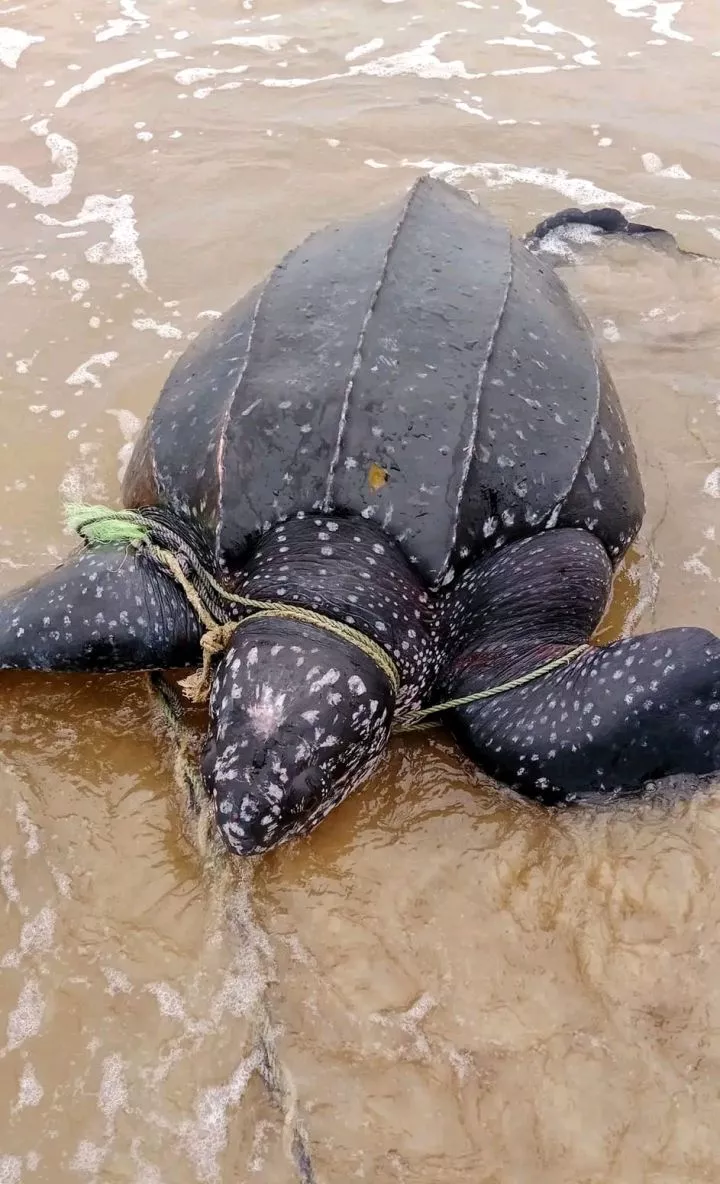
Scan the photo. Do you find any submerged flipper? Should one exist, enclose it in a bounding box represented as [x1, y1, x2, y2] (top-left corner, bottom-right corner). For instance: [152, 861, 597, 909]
[0, 544, 201, 672]
[524, 206, 713, 262]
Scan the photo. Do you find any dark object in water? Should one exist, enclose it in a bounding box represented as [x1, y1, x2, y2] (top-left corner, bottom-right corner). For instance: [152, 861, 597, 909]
[1, 177, 716, 853]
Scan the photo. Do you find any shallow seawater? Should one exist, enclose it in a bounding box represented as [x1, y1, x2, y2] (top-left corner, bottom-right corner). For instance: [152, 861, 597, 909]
[1, 0, 719, 1180]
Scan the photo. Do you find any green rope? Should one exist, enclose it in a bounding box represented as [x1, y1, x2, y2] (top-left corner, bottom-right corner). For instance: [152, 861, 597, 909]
[65, 503, 400, 697]
[65, 503, 150, 547]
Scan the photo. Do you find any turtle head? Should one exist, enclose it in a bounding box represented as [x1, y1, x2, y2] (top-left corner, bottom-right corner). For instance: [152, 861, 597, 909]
[202, 615, 395, 855]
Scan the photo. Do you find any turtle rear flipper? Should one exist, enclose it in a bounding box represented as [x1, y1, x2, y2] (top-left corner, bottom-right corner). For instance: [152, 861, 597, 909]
[524, 205, 712, 262]
[437, 531, 720, 798]
[445, 626, 720, 801]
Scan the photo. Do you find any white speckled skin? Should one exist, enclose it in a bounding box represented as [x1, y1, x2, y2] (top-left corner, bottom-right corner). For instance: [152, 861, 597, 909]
[203, 515, 436, 855]
[0, 544, 202, 672]
[437, 530, 720, 800]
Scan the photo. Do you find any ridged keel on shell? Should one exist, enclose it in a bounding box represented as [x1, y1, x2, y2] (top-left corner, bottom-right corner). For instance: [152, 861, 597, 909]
[122, 176, 644, 584]
[458, 238, 641, 559]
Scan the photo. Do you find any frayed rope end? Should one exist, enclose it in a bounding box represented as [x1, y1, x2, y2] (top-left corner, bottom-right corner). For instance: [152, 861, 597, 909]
[64, 502, 150, 547]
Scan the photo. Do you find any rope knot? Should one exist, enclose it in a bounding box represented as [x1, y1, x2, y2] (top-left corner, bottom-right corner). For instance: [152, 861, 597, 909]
[179, 621, 239, 703]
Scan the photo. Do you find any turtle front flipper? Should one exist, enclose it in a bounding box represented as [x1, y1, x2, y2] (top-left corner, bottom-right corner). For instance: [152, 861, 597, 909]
[437, 531, 720, 799]
[0, 545, 201, 672]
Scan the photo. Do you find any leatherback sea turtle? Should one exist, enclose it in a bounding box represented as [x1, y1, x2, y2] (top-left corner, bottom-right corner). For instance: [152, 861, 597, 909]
[1, 178, 718, 855]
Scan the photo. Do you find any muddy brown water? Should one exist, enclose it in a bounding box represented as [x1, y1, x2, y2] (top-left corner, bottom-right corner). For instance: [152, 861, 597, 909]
[1, 1, 719, 1181]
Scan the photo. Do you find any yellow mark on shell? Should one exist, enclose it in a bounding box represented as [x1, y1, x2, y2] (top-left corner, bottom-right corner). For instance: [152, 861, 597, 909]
[368, 462, 388, 492]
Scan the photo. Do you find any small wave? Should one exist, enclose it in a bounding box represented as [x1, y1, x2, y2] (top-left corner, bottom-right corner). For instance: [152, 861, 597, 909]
[56, 57, 151, 109]
[397, 158, 647, 214]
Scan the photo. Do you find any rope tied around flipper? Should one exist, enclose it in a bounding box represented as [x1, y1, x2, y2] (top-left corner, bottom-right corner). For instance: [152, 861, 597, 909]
[395, 643, 592, 733]
[66, 502, 593, 726]
[65, 502, 400, 703]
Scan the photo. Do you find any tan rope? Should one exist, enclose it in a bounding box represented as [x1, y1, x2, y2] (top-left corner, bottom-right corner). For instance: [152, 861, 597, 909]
[178, 622, 242, 703]
[150, 542, 590, 722]
[397, 643, 591, 732]
[71, 504, 592, 725]
[155, 547, 591, 720]
[151, 545, 400, 703]
[152, 547, 219, 633]
[147, 671, 208, 809]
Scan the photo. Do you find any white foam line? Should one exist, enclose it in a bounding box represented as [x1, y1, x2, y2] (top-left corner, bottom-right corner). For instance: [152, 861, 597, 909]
[15, 801, 39, 855]
[487, 35, 559, 54]
[96, 19, 141, 42]
[0, 26, 44, 68]
[260, 28, 598, 91]
[175, 63, 248, 86]
[0, 123, 78, 206]
[703, 468, 720, 499]
[0, 848, 21, 906]
[38, 193, 148, 288]
[181, 1051, 264, 1183]
[5, 977, 45, 1052]
[683, 547, 717, 581]
[261, 31, 484, 87]
[676, 211, 720, 222]
[606, 0, 692, 41]
[515, 0, 542, 19]
[531, 20, 596, 48]
[56, 56, 150, 108]
[398, 158, 648, 214]
[511, 3, 600, 55]
[96, 0, 149, 42]
[492, 63, 577, 75]
[352, 33, 481, 79]
[65, 351, 119, 388]
[455, 101, 492, 120]
[346, 37, 384, 61]
[16, 1062, 44, 1109]
[575, 49, 600, 65]
[132, 316, 183, 339]
[214, 34, 289, 50]
[261, 71, 341, 88]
